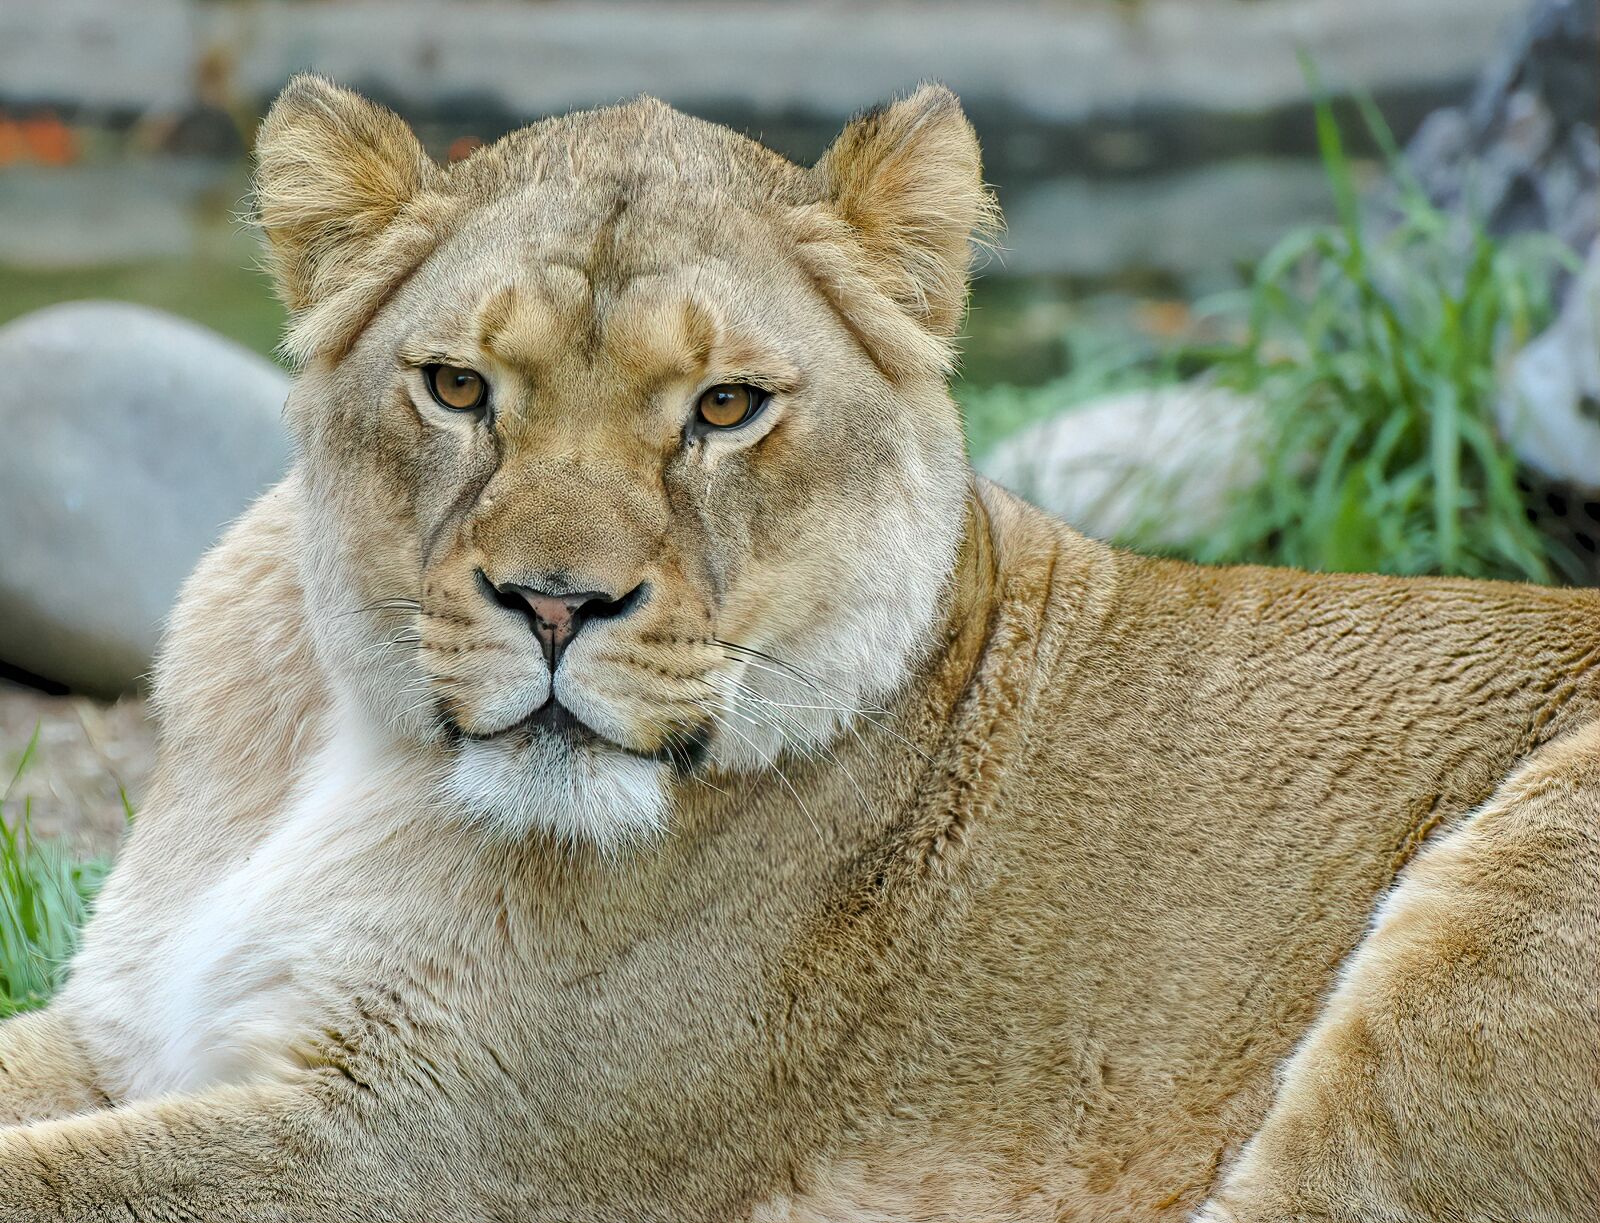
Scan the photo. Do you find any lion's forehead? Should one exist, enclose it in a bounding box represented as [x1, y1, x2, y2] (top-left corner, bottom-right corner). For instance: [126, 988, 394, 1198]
[378, 133, 817, 412]
[455, 153, 788, 274]
[472, 262, 715, 383]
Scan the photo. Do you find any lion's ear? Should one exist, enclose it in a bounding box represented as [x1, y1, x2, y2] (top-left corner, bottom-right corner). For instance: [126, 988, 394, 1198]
[813, 85, 997, 337]
[254, 75, 437, 314]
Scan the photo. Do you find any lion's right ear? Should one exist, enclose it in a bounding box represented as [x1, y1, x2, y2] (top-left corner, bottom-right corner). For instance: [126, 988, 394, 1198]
[254, 75, 438, 315]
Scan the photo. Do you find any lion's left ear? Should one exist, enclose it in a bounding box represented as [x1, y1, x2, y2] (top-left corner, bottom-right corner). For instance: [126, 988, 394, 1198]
[813, 85, 997, 337]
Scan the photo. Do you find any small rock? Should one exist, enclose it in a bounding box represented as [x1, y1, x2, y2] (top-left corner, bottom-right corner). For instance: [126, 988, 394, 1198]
[979, 384, 1265, 547]
[1499, 238, 1600, 488]
[0, 301, 290, 696]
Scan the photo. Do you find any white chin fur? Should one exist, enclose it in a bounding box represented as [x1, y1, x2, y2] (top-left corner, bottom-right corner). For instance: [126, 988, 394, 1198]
[443, 731, 670, 850]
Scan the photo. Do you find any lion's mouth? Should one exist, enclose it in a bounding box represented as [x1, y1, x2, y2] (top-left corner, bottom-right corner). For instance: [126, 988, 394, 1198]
[451, 698, 602, 747]
[445, 698, 712, 775]
[523, 700, 593, 740]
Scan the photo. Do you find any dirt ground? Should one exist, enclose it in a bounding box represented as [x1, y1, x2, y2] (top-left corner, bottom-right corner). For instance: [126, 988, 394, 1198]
[0, 680, 151, 858]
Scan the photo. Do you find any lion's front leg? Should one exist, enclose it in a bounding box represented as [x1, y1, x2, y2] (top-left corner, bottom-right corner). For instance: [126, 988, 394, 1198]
[0, 1008, 110, 1126]
[1198, 724, 1600, 1223]
[0, 1075, 476, 1223]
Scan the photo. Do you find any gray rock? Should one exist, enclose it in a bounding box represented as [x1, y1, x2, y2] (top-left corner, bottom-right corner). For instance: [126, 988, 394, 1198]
[0, 302, 289, 696]
[1499, 239, 1600, 487]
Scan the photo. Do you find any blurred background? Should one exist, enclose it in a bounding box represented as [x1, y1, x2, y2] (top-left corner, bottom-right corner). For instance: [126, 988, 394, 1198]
[0, 0, 1558, 382]
[0, 0, 1596, 981]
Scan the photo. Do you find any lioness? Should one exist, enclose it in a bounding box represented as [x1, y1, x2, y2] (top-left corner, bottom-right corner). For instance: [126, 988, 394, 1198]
[0, 76, 1594, 1222]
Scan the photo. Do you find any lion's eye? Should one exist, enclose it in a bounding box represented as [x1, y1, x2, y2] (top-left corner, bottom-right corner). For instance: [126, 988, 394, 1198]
[424, 364, 488, 412]
[695, 384, 767, 430]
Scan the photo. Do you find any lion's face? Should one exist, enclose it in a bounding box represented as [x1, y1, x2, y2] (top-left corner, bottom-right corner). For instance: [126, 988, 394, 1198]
[256, 79, 992, 845]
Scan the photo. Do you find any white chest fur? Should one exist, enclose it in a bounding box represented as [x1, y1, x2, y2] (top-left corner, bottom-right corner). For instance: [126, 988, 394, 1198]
[79, 723, 423, 1100]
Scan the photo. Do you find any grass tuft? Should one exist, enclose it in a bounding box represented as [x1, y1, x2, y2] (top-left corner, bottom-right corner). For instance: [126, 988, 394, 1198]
[1188, 78, 1580, 582]
[965, 83, 1578, 585]
[0, 726, 107, 1017]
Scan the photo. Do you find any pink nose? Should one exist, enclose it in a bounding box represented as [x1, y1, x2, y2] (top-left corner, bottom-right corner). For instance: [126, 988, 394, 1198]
[485, 577, 644, 670]
[519, 592, 585, 667]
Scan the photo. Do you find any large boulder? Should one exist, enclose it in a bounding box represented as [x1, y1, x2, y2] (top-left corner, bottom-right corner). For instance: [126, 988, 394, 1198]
[0, 301, 290, 696]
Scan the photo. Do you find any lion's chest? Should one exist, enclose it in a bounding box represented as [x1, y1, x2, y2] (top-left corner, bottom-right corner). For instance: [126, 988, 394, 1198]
[139, 833, 322, 1094]
[85, 735, 418, 1101]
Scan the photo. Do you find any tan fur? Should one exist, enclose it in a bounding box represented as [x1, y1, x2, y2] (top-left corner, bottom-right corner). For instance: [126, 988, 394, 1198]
[0, 79, 1595, 1221]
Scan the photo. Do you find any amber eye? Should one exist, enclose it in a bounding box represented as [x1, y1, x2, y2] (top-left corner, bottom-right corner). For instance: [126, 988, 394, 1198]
[424, 363, 488, 412]
[695, 384, 767, 430]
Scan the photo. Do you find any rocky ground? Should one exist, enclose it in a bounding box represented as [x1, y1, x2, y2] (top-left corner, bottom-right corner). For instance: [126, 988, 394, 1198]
[0, 681, 150, 858]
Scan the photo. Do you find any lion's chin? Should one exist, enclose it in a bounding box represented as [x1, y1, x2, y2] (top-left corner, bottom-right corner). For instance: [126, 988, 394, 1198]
[442, 726, 671, 850]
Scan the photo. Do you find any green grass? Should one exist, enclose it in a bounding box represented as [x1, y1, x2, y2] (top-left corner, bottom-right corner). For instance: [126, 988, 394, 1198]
[970, 86, 1579, 584]
[958, 329, 1184, 458]
[0, 729, 108, 1017]
[0, 258, 286, 362]
[1189, 86, 1579, 582]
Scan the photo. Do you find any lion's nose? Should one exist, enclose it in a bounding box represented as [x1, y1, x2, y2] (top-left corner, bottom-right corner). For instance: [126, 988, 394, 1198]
[482, 573, 644, 670]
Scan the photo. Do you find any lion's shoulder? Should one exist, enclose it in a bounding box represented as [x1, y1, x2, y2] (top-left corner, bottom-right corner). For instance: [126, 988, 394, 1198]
[150, 473, 327, 794]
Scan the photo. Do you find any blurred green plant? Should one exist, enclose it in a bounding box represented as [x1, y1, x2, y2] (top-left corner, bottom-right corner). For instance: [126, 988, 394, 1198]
[967, 83, 1580, 584]
[959, 329, 1182, 459]
[1186, 84, 1579, 582]
[0, 728, 107, 1017]
[0, 259, 285, 363]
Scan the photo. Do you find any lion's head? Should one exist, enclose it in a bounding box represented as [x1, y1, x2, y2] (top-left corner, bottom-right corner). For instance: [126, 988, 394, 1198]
[254, 76, 995, 846]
